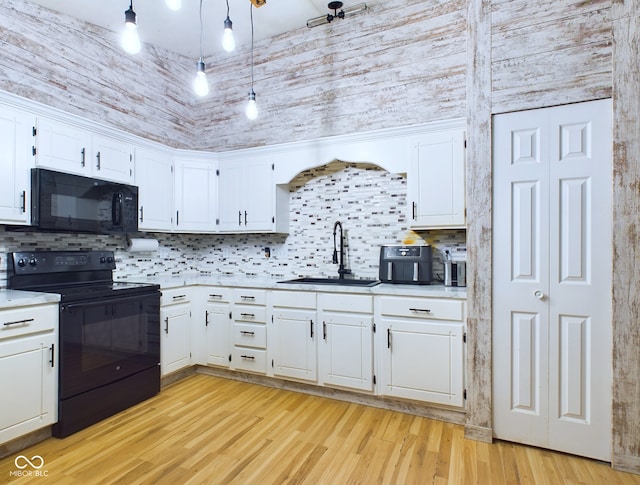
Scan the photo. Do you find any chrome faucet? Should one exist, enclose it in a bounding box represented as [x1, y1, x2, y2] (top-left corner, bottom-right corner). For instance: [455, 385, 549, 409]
[333, 221, 351, 279]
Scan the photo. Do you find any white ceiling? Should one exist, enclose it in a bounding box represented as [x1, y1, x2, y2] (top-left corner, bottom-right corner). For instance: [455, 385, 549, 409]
[27, 0, 367, 58]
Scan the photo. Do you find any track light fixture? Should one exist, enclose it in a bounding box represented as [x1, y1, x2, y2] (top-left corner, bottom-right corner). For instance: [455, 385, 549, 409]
[193, 0, 209, 97]
[246, 3, 258, 120]
[222, 0, 235, 53]
[121, 0, 141, 54]
[307, 2, 368, 28]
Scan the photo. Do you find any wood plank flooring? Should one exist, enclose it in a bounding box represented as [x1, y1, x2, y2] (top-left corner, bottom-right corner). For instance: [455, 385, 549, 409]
[1, 374, 639, 484]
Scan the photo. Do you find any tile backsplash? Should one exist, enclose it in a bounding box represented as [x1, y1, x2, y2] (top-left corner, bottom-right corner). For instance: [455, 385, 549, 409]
[0, 161, 466, 288]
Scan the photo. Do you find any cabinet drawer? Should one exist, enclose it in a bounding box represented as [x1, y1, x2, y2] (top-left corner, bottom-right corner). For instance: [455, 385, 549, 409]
[318, 293, 373, 313]
[272, 290, 316, 309]
[233, 347, 266, 374]
[0, 304, 57, 340]
[233, 288, 267, 306]
[161, 287, 191, 307]
[234, 323, 267, 348]
[204, 287, 232, 303]
[380, 296, 464, 322]
[234, 305, 267, 323]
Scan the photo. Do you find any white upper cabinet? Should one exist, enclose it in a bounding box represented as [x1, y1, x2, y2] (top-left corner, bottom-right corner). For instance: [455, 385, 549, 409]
[174, 157, 217, 233]
[35, 117, 92, 176]
[217, 155, 289, 233]
[407, 127, 466, 228]
[0, 105, 35, 225]
[35, 118, 134, 184]
[92, 134, 134, 184]
[135, 146, 174, 232]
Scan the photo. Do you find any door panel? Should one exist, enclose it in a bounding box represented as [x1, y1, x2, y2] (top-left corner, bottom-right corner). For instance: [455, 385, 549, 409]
[493, 99, 612, 461]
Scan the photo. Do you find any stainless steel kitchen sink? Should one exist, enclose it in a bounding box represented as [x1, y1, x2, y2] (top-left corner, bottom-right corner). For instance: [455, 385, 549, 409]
[278, 277, 381, 287]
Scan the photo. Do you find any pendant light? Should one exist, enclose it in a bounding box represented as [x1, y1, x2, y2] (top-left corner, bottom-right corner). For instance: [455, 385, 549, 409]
[193, 0, 209, 97]
[222, 0, 235, 53]
[121, 0, 141, 55]
[245, 4, 258, 120]
[165, 0, 182, 11]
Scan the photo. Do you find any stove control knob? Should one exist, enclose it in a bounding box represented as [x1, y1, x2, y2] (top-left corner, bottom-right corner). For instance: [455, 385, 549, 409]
[107, 256, 114, 263]
[17, 258, 26, 267]
[100, 256, 106, 264]
[29, 258, 37, 267]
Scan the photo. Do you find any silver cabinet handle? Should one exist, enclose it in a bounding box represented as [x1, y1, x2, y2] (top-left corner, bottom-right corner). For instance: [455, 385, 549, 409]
[96, 151, 101, 170]
[81, 147, 86, 167]
[20, 190, 26, 213]
[164, 317, 169, 334]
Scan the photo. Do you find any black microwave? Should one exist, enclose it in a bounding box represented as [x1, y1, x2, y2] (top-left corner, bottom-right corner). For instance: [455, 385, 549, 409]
[31, 168, 139, 234]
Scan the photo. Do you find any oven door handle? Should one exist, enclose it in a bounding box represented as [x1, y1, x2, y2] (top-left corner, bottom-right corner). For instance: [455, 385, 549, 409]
[61, 292, 159, 311]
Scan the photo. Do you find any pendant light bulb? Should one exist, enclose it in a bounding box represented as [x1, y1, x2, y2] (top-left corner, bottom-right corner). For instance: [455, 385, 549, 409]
[165, 0, 182, 11]
[122, 3, 141, 54]
[246, 89, 258, 120]
[193, 59, 209, 97]
[222, 17, 236, 52]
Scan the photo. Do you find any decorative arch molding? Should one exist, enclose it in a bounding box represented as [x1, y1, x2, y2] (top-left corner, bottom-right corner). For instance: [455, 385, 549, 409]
[217, 118, 465, 185]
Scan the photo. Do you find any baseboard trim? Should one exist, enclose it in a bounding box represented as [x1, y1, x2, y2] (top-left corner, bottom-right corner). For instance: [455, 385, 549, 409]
[464, 424, 493, 443]
[612, 453, 640, 476]
[0, 427, 52, 460]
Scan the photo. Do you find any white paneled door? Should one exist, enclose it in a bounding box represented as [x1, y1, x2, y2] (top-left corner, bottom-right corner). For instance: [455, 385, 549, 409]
[492, 99, 612, 461]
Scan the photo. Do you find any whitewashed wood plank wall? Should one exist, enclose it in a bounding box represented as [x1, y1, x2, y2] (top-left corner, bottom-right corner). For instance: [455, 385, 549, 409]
[0, 0, 638, 474]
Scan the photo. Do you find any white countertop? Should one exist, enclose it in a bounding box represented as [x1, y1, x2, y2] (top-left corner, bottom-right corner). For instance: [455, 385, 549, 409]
[0, 290, 61, 310]
[120, 274, 467, 299]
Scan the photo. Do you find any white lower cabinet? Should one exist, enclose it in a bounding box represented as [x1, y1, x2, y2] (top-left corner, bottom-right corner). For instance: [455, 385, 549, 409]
[0, 303, 58, 445]
[318, 293, 374, 392]
[272, 291, 317, 383]
[160, 288, 192, 376]
[203, 287, 232, 368]
[379, 296, 465, 407]
[231, 288, 267, 374]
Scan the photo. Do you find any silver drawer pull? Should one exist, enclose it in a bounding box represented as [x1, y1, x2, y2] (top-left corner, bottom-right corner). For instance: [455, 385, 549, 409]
[172, 295, 187, 300]
[240, 330, 256, 336]
[240, 355, 255, 360]
[3, 318, 35, 327]
[240, 313, 255, 319]
[240, 295, 255, 300]
[409, 308, 431, 314]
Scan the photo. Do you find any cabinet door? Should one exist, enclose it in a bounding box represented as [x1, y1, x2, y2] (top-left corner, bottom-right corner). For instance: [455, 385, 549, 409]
[93, 134, 134, 183]
[0, 106, 34, 224]
[272, 308, 317, 382]
[243, 158, 274, 232]
[216, 162, 243, 232]
[380, 319, 464, 406]
[0, 334, 57, 444]
[205, 302, 232, 367]
[320, 311, 373, 391]
[36, 117, 91, 176]
[174, 158, 217, 233]
[408, 129, 466, 228]
[135, 147, 174, 231]
[160, 304, 191, 376]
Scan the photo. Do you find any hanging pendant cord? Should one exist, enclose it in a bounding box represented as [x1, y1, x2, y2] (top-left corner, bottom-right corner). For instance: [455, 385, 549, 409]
[226, 0, 230, 18]
[199, 0, 203, 59]
[250, 3, 254, 90]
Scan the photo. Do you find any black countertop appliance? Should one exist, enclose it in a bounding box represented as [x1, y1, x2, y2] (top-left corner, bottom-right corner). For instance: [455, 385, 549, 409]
[379, 245, 433, 285]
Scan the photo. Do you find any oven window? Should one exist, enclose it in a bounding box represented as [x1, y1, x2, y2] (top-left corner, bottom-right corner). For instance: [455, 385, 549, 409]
[60, 293, 160, 399]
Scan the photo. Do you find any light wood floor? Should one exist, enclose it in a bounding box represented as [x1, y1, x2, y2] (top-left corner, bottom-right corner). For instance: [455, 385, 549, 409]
[1, 374, 639, 485]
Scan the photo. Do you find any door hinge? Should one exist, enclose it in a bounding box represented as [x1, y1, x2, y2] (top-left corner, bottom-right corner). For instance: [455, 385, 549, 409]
[373, 374, 376, 385]
[129, 154, 133, 162]
[32, 126, 37, 136]
[463, 332, 467, 343]
[463, 389, 467, 400]
[32, 146, 37, 156]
